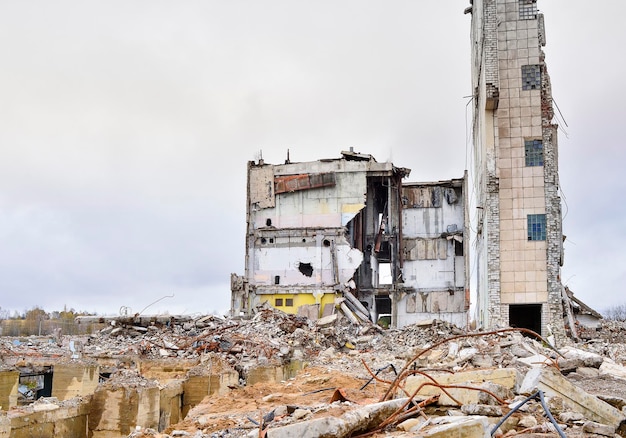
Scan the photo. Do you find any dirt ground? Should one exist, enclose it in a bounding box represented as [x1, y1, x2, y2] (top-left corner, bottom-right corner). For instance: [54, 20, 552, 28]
[165, 365, 390, 436]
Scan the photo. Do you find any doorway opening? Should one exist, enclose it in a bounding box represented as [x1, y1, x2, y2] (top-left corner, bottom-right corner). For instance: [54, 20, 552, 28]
[509, 304, 542, 335]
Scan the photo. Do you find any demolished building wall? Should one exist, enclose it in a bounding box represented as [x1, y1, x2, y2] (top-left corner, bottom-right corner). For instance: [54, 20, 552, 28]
[397, 176, 470, 328]
[231, 151, 469, 328]
[470, 0, 566, 341]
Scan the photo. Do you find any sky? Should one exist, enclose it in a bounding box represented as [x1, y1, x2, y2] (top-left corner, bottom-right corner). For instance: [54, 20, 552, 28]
[1, 1, 625, 317]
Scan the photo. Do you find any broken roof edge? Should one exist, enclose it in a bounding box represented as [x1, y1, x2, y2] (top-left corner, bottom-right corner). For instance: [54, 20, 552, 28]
[403, 175, 466, 188]
[565, 287, 603, 319]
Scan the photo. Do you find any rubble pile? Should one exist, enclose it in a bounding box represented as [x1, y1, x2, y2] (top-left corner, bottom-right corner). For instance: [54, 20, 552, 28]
[2, 306, 626, 437]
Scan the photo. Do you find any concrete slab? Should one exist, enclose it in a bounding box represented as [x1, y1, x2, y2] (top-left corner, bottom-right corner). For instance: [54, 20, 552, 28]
[519, 367, 626, 428]
[403, 368, 521, 406]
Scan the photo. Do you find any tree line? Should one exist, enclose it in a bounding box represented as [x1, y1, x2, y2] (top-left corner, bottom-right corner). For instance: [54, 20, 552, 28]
[0, 306, 104, 337]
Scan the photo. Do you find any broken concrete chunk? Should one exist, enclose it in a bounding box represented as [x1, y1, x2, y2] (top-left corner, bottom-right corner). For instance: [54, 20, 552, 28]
[599, 358, 626, 381]
[460, 404, 502, 417]
[403, 368, 521, 406]
[266, 398, 407, 438]
[477, 381, 513, 406]
[412, 415, 490, 438]
[316, 314, 337, 327]
[561, 346, 604, 368]
[519, 367, 626, 428]
[517, 414, 538, 429]
[558, 411, 585, 423]
[574, 366, 600, 378]
[582, 420, 616, 437]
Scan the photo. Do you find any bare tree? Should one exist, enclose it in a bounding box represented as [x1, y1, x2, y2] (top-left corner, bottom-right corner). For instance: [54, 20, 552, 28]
[604, 303, 626, 321]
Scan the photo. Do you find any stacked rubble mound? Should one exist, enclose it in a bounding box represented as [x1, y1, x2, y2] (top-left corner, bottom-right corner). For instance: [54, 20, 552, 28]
[2, 304, 626, 437]
[112, 306, 626, 438]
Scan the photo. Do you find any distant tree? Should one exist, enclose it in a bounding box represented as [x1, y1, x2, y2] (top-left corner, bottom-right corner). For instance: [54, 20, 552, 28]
[25, 307, 49, 322]
[0, 307, 9, 320]
[604, 303, 626, 321]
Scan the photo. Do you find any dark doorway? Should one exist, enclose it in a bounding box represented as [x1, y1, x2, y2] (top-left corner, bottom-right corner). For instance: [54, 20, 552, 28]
[375, 296, 392, 315]
[509, 304, 542, 334]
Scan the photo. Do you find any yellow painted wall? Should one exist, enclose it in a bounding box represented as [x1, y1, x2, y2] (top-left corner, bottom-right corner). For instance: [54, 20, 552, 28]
[260, 293, 336, 316]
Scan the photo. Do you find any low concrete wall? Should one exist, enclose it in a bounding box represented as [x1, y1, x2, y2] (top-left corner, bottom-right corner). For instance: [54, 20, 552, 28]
[89, 385, 160, 438]
[0, 371, 19, 411]
[159, 380, 184, 432]
[182, 371, 239, 417]
[52, 363, 100, 401]
[2, 400, 90, 438]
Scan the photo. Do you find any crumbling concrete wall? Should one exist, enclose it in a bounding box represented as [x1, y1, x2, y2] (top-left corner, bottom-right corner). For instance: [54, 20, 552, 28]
[0, 371, 18, 411]
[182, 371, 238, 418]
[158, 380, 183, 432]
[4, 401, 90, 438]
[88, 385, 160, 437]
[51, 363, 99, 401]
[399, 180, 468, 328]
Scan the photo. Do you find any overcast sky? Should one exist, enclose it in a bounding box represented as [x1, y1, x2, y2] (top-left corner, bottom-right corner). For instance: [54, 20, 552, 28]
[1, 1, 624, 317]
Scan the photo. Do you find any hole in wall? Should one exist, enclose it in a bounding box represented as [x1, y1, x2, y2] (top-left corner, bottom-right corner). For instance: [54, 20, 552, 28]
[261, 238, 267, 244]
[323, 239, 331, 247]
[274, 276, 280, 285]
[297, 262, 313, 277]
[266, 218, 272, 226]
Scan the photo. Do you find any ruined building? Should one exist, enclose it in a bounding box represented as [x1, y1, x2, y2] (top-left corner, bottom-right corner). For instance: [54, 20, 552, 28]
[232, 0, 571, 336]
[469, 0, 566, 339]
[231, 151, 469, 328]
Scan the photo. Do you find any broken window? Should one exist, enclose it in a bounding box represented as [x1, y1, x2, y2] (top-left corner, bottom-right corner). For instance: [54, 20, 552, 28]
[521, 65, 541, 90]
[519, 0, 537, 20]
[275, 298, 283, 307]
[525, 140, 544, 166]
[527, 214, 546, 241]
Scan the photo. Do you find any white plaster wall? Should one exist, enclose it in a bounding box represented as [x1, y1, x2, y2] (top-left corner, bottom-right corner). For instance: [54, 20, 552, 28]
[251, 172, 366, 230]
[402, 197, 464, 239]
[250, 236, 362, 286]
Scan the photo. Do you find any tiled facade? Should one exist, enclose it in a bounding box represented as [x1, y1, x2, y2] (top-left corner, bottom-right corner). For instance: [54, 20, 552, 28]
[470, 0, 565, 341]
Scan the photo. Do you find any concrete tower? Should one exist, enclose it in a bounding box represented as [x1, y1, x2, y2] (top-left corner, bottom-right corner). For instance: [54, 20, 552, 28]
[469, 0, 566, 340]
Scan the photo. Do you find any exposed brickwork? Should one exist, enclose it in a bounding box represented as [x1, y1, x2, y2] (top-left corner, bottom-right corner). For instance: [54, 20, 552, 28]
[486, 175, 503, 326]
[541, 61, 566, 343]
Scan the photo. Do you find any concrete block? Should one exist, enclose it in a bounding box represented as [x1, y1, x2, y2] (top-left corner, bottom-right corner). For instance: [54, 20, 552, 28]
[519, 367, 626, 428]
[266, 398, 407, 438]
[412, 415, 490, 438]
[0, 371, 19, 410]
[599, 358, 626, 381]
[51, 363, 99, 401]
[403, 368, 521, 406]
[582, 421, 616, 437]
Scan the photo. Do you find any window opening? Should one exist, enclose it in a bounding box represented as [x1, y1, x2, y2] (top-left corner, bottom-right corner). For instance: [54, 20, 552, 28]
[527, 214, 546, 241]
[521, 65, 541, 90]
[454, 240, 464, 256]
[275, 298, 283, 307]
[266, 218, 272, 226]
[285, 298, 294, 307]
[519, 0, 537, 20]
[379, 263, 392, 285]
[274, 276, 280, 285]
[525, 140, 544, 166]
